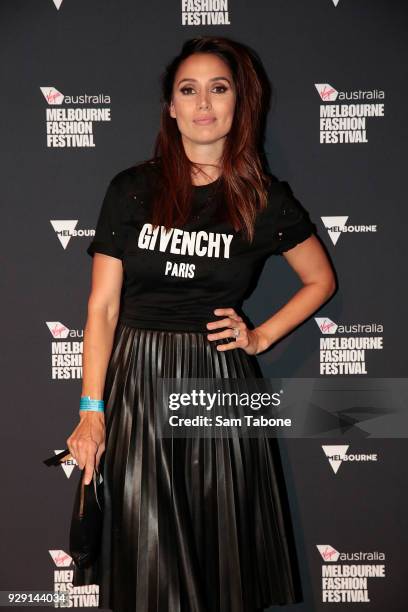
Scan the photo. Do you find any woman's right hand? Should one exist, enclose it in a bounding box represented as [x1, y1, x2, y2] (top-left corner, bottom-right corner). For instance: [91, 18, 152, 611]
[66, 412, 106, 485]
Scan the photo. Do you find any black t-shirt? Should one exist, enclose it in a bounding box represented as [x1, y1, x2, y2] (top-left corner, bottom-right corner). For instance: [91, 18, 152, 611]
[86, 161, 316, 332]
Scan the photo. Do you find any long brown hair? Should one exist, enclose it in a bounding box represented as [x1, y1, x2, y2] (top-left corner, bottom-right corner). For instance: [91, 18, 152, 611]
[148, 36, 272, 243]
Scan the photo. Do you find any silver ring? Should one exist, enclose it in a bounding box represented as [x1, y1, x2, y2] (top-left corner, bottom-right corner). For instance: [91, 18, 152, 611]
[232, 327, 240, 338]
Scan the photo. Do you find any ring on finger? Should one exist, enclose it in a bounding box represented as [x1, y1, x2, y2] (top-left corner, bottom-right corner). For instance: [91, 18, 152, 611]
[232, 326, 240, 338]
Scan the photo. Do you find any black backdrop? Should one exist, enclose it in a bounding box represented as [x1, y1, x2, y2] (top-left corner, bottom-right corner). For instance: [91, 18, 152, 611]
[1, 1, 407, 610]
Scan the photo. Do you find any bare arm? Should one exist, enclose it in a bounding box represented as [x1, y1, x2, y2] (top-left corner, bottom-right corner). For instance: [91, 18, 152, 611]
[67, 253, 123, 482]
[255, 234, 336, 352]
[81, 253, 124, 408]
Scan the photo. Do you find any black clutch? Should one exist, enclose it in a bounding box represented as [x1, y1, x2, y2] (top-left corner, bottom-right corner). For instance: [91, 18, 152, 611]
[43, 448, 105, 569]
[69, 459, 104, 569]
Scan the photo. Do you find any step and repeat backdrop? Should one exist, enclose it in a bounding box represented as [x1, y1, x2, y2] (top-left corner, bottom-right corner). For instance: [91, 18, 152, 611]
[1, 1, 407, 611]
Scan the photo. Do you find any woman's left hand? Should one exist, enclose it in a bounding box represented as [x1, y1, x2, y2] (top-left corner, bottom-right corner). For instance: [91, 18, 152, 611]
[206, 308, 267, 355]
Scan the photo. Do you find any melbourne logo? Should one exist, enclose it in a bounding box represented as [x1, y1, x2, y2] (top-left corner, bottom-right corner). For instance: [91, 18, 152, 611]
[181, 0, 231, 25]
[48, 450, 77, 478]
[40, 86, 111, 148]
[315, 317, 383, 375]
[50, 220, 94, 249]
[322, 445, 378, 474]
[320, 216, 377, 246]
[315, 83, 385, 144]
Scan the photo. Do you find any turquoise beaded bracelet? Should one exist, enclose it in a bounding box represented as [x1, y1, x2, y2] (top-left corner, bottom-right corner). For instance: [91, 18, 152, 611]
[80, 396, 105, 412]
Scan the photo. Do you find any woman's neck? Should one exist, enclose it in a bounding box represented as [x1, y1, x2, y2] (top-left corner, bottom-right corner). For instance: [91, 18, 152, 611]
[182, 136, 223, 186]
[191, 166, 221, 186]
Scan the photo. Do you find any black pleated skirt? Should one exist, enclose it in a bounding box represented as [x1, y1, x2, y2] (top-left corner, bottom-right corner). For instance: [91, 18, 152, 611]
[73, 322, 302, 611]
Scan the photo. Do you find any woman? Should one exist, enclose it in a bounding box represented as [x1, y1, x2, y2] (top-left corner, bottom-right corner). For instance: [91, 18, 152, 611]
[67, 36, 335, 612]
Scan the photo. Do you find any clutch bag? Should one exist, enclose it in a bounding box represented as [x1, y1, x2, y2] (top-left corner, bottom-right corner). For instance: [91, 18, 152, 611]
[43, 448, 105, 569]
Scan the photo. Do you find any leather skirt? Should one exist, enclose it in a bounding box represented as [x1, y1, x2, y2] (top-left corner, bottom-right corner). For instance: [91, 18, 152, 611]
[73, 322, 302, 611]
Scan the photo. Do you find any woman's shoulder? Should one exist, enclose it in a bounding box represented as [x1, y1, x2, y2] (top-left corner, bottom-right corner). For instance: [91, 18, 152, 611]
[109, 158, 162, 196]
[264, 172, 293, 200]
[254, 172, 290, 220]
[263, 173, 309, 217]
